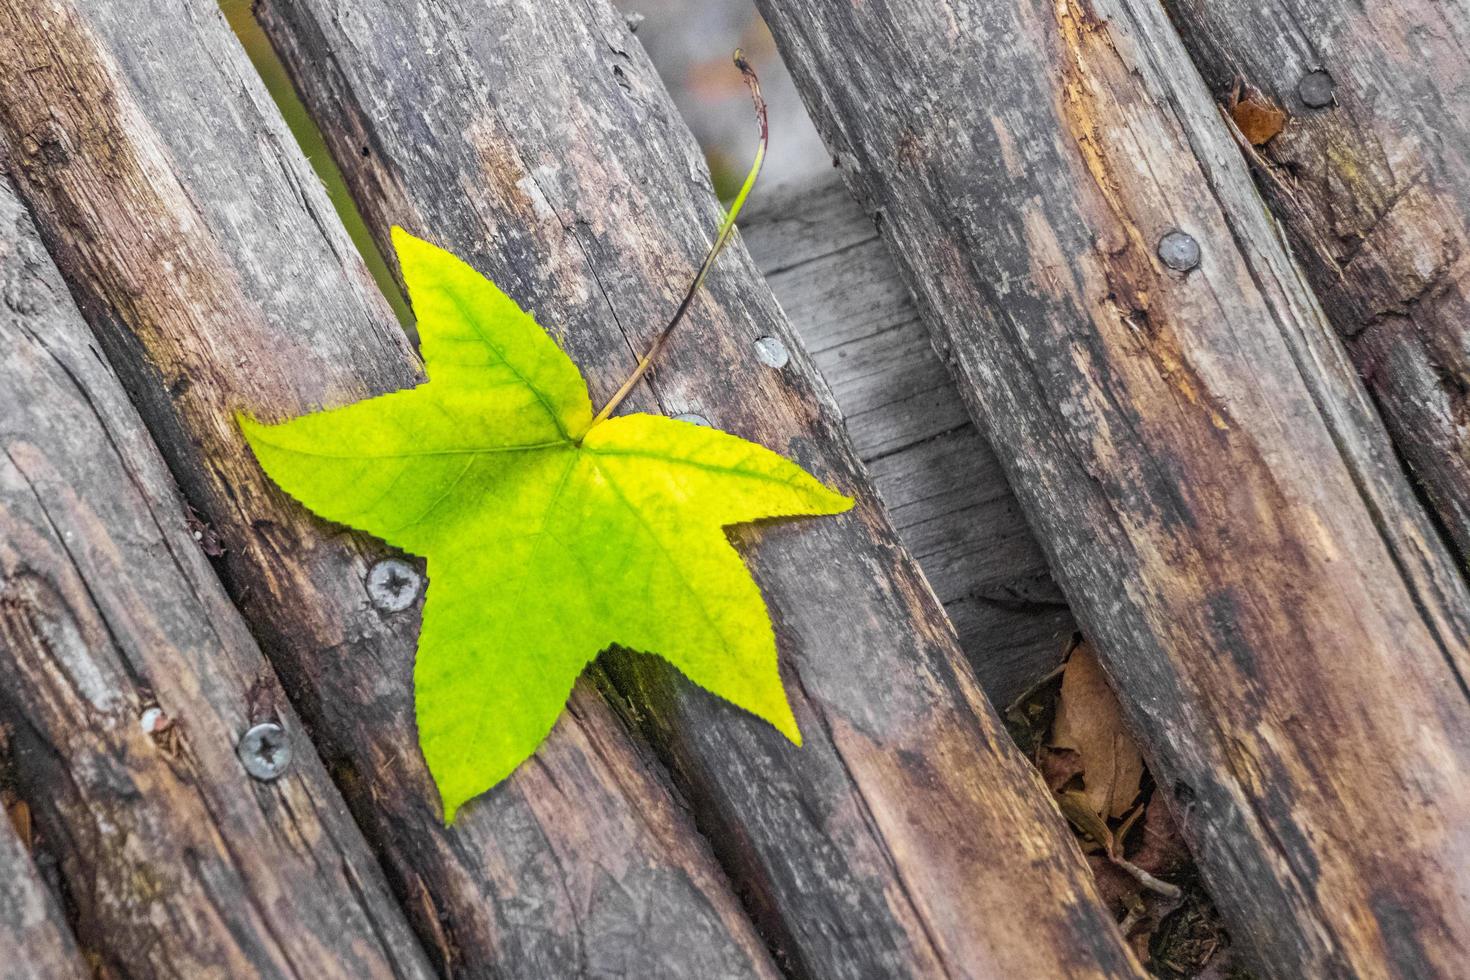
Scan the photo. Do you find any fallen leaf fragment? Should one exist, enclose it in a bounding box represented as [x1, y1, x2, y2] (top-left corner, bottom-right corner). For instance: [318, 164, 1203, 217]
[1050, 641, 1144, 819]
[1040, 745, 1085, 794]
[1228, 82, 1287, 146]
[1130, 791, 1191, 877]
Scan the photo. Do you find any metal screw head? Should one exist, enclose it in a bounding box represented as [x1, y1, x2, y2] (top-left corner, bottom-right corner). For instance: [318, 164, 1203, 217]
[366, 557, 422, 614]
[1157, 230, 1201, 272]
[674, 412, 711, 427]
[1297, 69, 1336, 109]
[753, 336, 790, 369]
[238, 723, 291, 781]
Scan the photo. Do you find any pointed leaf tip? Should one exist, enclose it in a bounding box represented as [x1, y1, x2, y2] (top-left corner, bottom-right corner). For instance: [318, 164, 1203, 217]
[389, 223, 419, 252]
[775, 704, 802, 746]
[819, 486, 856, 517]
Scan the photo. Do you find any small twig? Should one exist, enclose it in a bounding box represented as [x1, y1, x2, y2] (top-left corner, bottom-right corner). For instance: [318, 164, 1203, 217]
[1117, 894, 1148, 937]
[1112, 855, 1183, 899]
[1058, 791, 1182, 899]
[1003, 658, 1068, 718]
[585, 50, 768, 432]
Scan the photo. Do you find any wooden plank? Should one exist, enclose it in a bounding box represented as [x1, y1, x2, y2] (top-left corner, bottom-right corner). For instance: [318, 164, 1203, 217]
[0, 2, 781, 977]
[1160, 0, 1470, 563]
[254, 1, 1145, 977]
[755, 0, 1470, 975]
[0, 805, 87, 980]
[743, 177, 1074, 706]
[0, 174, 434, 977]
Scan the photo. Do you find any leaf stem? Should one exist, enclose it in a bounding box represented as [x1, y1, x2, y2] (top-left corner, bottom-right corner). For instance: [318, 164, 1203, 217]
[587, 50, 768, 430]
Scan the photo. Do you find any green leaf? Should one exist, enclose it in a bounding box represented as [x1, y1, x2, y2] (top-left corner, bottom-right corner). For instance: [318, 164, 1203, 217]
[241, 228, 852, 821]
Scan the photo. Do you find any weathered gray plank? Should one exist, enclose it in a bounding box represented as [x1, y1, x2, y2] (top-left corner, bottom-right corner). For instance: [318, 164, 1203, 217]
[0, 1, 782, 977]
[744, 177, 1074, 706]
[1161, 0, 1470, 567]
[0, 173, 434, 977]
[0, 806, 86, 980]
[757, 0, 1470, 975]
[255, 0, 1145, 977]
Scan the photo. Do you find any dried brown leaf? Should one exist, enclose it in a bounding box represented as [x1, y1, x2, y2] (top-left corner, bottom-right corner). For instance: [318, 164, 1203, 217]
[1228, 84, 1287, 146]
[1040, 745, 1085, 794]
[1131, 796, 1192, 876]
[1059, 789, 1115, 855]
[5, 797, 30, 847]
[1085, 852, 1139, 910]
[1050, 643, 1144, 818]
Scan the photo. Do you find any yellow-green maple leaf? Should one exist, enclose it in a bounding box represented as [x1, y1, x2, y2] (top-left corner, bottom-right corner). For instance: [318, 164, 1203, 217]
[240, 229, 852, 821]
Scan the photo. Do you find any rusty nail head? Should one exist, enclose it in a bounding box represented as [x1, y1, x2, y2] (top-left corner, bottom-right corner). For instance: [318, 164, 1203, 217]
[1157, 230, 1201, 272]
[366, 557, 422, 614]
[239, 722, 291, 781]
[1298, 69, 1336, 108]
[674, 412, 712, 427]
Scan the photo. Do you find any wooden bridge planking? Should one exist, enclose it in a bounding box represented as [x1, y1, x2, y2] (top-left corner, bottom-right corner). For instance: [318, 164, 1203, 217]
[757, 0, 1470, 975]
[743, 176, 1076, 707]
[254, 0, 1145, 976]
[0, 173, 435, 978]
[1160, 0, 1470, 566]
[0, 1, 782, 976]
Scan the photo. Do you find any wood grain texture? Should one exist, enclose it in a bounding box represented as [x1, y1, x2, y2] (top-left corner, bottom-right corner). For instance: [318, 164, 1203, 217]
[743, 176, 1075, 706]
[1159, 0, 1470, 567]
[0, 1, 781, 977]
[254, 1, 1144, 977]
[0, 175, 434, 978]
[756, 0, 1470, 974]
[0, 807, 86, 980]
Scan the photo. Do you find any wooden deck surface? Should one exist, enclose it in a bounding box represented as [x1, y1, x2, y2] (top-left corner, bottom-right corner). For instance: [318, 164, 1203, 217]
[2, 1, 1134, 977]
[2, 0, 1469, 976]
[744, 177, 1075, 707]
[757, 0, 1470, 972]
